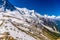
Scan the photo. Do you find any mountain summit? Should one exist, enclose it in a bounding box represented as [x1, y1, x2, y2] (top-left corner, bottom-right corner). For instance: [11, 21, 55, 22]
[0, 0, 16, 12]
[0, 0, 60, 40]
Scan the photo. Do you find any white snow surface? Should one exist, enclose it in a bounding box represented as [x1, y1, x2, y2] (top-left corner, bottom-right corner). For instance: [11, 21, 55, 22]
[0, 6, 60, 40]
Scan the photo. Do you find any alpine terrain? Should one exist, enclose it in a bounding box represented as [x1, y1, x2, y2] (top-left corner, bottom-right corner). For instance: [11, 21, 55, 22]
[0, 0, 60, 40]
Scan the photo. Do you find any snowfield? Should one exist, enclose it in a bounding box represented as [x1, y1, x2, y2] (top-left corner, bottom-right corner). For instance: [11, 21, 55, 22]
[0, 0, 60, 40]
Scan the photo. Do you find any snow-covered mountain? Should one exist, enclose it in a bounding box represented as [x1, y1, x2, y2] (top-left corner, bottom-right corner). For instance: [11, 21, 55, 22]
[0, 0, 60, 40]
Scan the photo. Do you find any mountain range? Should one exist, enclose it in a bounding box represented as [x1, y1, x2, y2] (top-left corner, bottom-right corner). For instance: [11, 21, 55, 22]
[0, 0, 60, 40]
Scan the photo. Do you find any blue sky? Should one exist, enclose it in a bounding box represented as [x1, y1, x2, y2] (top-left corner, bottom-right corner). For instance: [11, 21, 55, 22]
[9, 0, 60, 16]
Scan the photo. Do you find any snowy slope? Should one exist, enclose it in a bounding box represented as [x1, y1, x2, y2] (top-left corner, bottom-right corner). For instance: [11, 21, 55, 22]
[0, 0, 60, 40]
[0, 20, 36, 40]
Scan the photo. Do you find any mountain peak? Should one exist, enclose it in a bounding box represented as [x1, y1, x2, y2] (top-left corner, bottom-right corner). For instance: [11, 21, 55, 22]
[0, 0, 16, 12]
